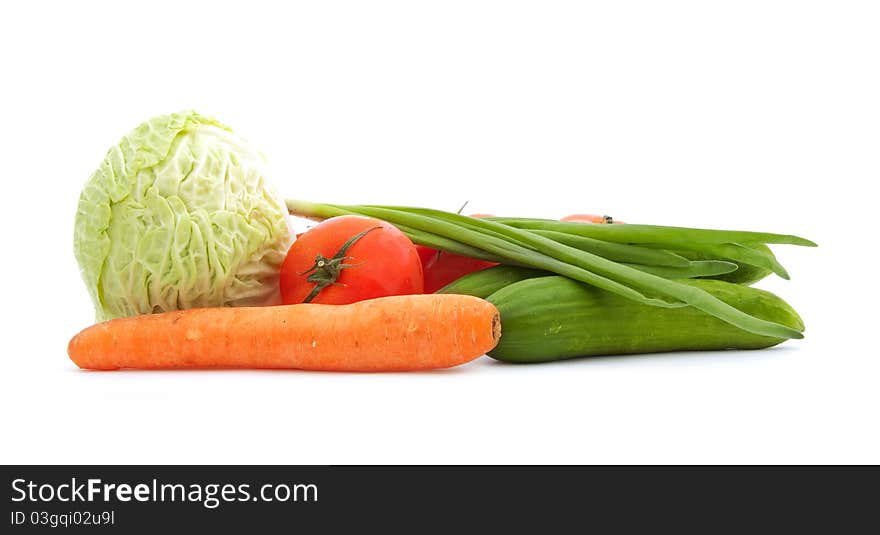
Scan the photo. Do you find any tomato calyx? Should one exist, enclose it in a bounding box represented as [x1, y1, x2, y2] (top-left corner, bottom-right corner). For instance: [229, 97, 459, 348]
[298, 226, 381, 303]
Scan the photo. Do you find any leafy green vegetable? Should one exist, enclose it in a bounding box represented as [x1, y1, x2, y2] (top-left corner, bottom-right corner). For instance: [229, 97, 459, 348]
[74, 111, 292, 321]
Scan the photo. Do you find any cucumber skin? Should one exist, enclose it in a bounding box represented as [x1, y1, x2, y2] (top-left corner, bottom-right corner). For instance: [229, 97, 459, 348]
[487, 277, 804, 363]
[436, 265, 547, 298]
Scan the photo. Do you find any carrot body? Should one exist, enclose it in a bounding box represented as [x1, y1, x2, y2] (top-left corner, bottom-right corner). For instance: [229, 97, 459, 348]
[68, 295, 500, 371]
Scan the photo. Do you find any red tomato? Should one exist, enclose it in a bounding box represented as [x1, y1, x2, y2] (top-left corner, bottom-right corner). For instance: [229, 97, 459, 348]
[416, 213, 498, 293]
[280, 215, 423, 305]
[416, 244, 439, 269]
[419, 252, 497, 293]
[561, 213, 624, 224]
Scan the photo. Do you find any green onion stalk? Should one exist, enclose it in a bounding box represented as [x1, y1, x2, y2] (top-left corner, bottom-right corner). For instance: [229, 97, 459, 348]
[286, 199, 815, 340]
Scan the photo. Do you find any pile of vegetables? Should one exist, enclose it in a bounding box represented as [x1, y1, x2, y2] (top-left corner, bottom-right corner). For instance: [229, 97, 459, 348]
[69, 111, 814, 371]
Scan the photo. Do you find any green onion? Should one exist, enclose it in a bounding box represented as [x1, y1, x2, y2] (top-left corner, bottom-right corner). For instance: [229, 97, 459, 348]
[287, 200, 809, 339]
[490, 217, 818, 247]
[290, 200, 685, 308]
[623, 260, 739, 279]
[669, 242, 790, 280]
[530, 230, 691, 267]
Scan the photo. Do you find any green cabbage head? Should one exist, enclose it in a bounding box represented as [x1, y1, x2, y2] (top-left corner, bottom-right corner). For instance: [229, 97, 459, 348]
[74, 111, 293, 321]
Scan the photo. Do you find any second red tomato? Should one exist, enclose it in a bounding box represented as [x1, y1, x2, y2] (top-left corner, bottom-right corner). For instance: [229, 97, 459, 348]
[416, 213, 498, 293]
[418, 249, 498, 293]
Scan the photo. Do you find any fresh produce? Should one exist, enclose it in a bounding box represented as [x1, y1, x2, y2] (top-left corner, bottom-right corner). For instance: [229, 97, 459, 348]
[286, 200, 814, 340]
[416, 214, 497, 293]
[279, 215, 423, 305]
[74, 111, 292, 321]
[69, 111, 815, 371]
[482, 276, 803, 362]
[527, 230, 691, 266]
[68, 294, 500, 371]
[438, 265, 548, 298]
[561, 214, 622, 224]
[421, 254, 497, 293]
[678, 244, 776, 285]
[418, 249, 498, 293]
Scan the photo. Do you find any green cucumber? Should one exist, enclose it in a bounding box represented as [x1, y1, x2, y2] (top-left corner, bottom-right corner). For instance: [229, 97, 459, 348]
[487, 277, 804, 363]
[437, 265, 547, 298]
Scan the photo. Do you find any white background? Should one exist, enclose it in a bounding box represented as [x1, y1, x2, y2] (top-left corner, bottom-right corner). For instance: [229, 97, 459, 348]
[1, 1, 877, 464]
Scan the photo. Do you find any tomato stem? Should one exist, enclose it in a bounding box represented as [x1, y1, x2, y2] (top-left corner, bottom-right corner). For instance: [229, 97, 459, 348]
[299, 226, 382, 303]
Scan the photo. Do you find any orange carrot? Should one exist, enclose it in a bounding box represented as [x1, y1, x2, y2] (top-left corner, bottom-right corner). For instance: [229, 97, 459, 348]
[68, 294, 500, 372]
[561, 214, 624, 224]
